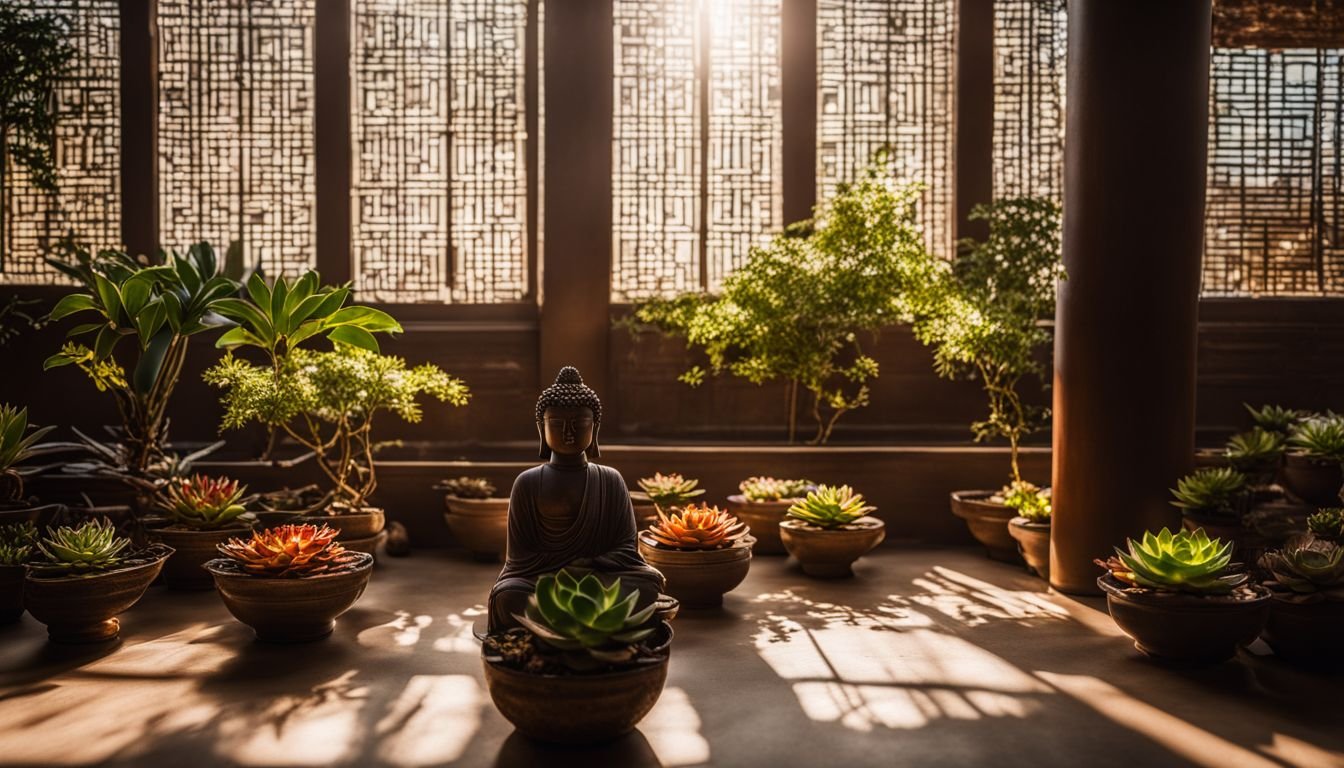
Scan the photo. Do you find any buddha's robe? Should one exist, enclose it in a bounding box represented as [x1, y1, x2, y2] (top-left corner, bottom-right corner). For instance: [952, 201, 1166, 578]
[487, 463, 665, 631]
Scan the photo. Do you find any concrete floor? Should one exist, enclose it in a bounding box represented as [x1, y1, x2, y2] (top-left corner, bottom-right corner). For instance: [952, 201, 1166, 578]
[0, 548, 1340, 768]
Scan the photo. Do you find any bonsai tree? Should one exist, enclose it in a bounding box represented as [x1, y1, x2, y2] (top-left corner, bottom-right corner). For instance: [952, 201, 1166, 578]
[632, 152, 937, 444]
[911, 196, 1064, 485]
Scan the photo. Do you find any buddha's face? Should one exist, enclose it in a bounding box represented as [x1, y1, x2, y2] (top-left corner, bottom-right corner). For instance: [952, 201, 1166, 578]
[540, 405, 596, 457]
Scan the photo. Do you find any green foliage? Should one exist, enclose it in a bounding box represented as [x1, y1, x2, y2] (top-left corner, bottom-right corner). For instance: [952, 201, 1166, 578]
[1289, 416, 1344, 461]
[33, 518, 130, 573]
[910, 197, 1063, 483]
[786, 484, 876, 529]
[739, 476, 812, 503]
[637, 472, 705, 508]
[1244, 403, 1307, 435]
[1170, 467, 1248, 520]
[1106, 528, 1247, 594]
[513, 570, 657, 665]
[1308, 509, 1344, 541]
[1260, 536, 1344, 596]
[435, 476, 497, 499]
[0, 521, 38, 566]
[0, 6, 74, 194]
[632, 153, 937, 444]
[159, 474, 252, 530]
[1002, 480, 1051, 522]
[212, 270, 401, 356]
[1223, 428, 1285, 482]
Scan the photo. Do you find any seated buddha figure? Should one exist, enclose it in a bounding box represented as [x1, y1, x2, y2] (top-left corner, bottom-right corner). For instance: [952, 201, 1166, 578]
[487, 366, 666, 631]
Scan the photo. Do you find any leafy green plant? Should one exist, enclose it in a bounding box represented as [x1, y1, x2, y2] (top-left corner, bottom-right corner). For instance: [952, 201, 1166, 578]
[213, 270, 401, 356]
[1260, 536, 1344, 596]
[1223, 428, 1285, 482]
[0, 404, 56, 502]
[636, 472, 705, 509]
[1244, 403, 1307, 435]
[0, 521, 37, 565]
[1002, 480, 1051, 522]
[1098, 527, 1247, 594]
[513, 570, 658, 665]
[910, 197, 1063, 484]
[435, 476, 497, 499]
[159, 474, 252, 530]
[1307, 509, 1344, 542]
[739, 476, 812, 503]
[32, 518, 130, 573]
[1169, 467, 1248, 520]
[1289, 416, 1344, 462]
[631, 153, 937, 444]
[786, 484, 876, 529]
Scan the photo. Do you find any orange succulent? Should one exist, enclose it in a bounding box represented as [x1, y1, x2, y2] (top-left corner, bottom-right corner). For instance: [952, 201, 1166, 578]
[646, 503, 748, 550]
[217, 523, 347, 577]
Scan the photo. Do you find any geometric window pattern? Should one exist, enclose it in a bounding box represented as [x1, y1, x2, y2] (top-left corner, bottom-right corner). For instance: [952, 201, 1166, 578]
[612, 0, 782, 301]
[158, 0, 317, 277]
[1, 1, 120, 284]
[817, 0, 956, 259]
[352, 0, 531, 304]
[992, 0, 1066, 203]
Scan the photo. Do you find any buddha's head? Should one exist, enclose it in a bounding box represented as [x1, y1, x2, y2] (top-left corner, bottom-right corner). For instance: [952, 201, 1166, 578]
[536, 366, 602, 460]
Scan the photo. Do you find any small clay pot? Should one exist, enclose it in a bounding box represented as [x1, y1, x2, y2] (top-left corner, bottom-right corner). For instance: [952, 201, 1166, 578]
[1260, 595, 1344, 665]
[779, 517, 885, 578]
[1007, 517, 1050, 579]
[23, 545, 173, 643]
[1281, 453, 1343, 506]
[303, 507, 386, 539]
[725, 495, 798, 556]
[950, 491, 1023, 564]
[637, 533, 753, 607]
[204, 552, 375, 643]
[443, 495, 510, 561]
[1097, 574, 1271, 664]
[482, 621, 672, 744]
[152, 525, 254, 591]
[0, 564, 25, 623]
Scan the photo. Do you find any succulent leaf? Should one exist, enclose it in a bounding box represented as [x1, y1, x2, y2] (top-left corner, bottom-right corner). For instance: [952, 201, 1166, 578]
[216, 523, 347, 577]
[646, 503, 748, 550]
[739, 476, 812, 502]
[33, 518, 130, 572]
[159, 474, 253, 530]
[514, 568, 658, 663]
[786, 485, 876, 529]
[1102, 527, 1246, 594]
[637, 472, 706, 508]
[1169, 467, 1248, 518]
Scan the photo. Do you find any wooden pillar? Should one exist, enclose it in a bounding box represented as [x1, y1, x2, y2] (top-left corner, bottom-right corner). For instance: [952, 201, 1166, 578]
[1050, 0, 1211, 594]
[314, 0, 352, 284]
[954, 0, 994, 242]
[781, 0, 816, 226]
[119, 0, 158, 257]
[540, 0, 613, 393]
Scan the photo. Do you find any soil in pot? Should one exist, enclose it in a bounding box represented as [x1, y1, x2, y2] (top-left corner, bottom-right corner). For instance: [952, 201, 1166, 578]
[1007, 517, 1050, 580]
[23, 544, 173, 643]
[724, 495, 797, 556]
[1281, 453, 1343, 507]
[779, 517, 885, 579]
[1097, 574, 1271, 664]
[205, 551, 375, 643]
[637, 533, 754, 607]
[442, 496, 509, 561]
[152, 524, 255, 590]
[1260, 595, 1344, 666]
[950, 491, 1023, 564]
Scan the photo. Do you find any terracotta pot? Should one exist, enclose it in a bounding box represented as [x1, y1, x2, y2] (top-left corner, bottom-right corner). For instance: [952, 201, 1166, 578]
[23, 545, 173, 643]
[1281, 453, 1343, 506]
[443, 495, 509, 561]
[0, 564, 24, 623]
[303, 507, 385, 539]
[779, 517, 885, 578]
[637, 533, 753, 607]
[725, 495, 798, 555]
[152, 525, 254, 591]
[1261, 595, 1344, 665]
[483, 622, 672, 744]
[1097, 574, 1271, 664]
[205, 552, 375, 643]
[949, 491, 1023, 564]
[1007, 517, 1050, 579]
[341, 530, 387, 558]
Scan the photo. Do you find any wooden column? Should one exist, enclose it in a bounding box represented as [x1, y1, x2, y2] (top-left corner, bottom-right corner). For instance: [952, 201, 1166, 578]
[119, 0, 158, 257]
[314, 0, 352, 284]
[540, 0, 613, 393]
[781, 0, 816, 226]
[954, 0, 994, 243]
[1050, 0, 1211, 594]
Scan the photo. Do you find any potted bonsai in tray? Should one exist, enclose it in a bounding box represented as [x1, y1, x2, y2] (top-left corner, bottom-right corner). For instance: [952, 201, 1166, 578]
[482, 569, 671, 744]
[1096, 527, 1270, 663]
[1004, 483, 1051, 579]
[150, 474, 255, 590]
[725, 476, 812, 556]
[437, 476, 509, 561]
[23, 518, 172, 643]
[1255, 510, 1344, 664]
[631, 472, 705, 528]
[637, 503, 753, 607]
[1283, 415, 1344, 506]
[779, 485, 885, 578]
[204, 523, 374, 642]
[0, 522, 38, 623]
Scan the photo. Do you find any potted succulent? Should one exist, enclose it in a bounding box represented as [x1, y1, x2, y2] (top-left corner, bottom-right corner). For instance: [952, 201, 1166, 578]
[1283, 416, 1344, 506]
[1004, 482, 1051, 579]
[725, 476, 812, 555]
[150, 474, 255, 590]
[1222, 428, 1286, 488]
[1256, 510, 1344, 664]
[437, 476, 509, 561]
[204, 523, 374, 642]
[0, 521, 38, 622]
[23, 518, 172, 643]
[1244, 403, 1307, 436]
[482, 569, 672, 744]
[637, 503, 753, 607]
[630, 472, 705, 527]
[779, 485, 885, 578]
[1095, 527, 1270, 663]
[1171, 467, 1252, 546]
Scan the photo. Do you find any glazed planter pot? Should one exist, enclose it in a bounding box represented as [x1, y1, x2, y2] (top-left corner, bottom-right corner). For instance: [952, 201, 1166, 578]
[23, 544, 173, 643]
[1281, 453, 1343, 506]
[204, 552, 375, 643]
[442, 495, 510, 561]
[1097, 574, 1271, 664]
[725, 495, 798, 555]
[303, 507, 385, 539]
[0, 564, 25, 623]
[152, 525, 254, 591]
[637, 533, 754, 607]
[1260, 595, 1344, 665]
[483, 622, 672, 744]
[779, 517, 886, 578]
[949, 491, 1023, 564]
[1007, 517, 1050, 579]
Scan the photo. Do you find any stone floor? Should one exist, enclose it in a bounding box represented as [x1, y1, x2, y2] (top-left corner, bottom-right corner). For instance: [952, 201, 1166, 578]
[0, 547, 1340, 768]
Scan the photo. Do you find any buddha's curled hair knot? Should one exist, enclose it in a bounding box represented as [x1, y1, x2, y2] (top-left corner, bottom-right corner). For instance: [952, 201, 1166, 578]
[535, 366, 602, 425]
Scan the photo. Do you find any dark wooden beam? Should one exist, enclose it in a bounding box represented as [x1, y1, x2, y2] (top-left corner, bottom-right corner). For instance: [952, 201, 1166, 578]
[119, 0, 158, 257]
[954, 0, 995, 242]
[314, 0, 351, 284]
[781, 0, 817, 226]
[1213, 0, 1344, 48]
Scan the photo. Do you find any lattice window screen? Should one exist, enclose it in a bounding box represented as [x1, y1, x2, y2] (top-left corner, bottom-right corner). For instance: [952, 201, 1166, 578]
[352, 0, 531, 304]
[612, 0, 782, 302]
[158, 0, 316, 277]
[1, 2, 119, 284]
[992, 0, 1065, 202]
[816, 0, 955, 259]
[1205, 48, 1344, 295]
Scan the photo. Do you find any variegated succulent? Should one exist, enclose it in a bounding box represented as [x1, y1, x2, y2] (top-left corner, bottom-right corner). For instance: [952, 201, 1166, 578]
[160, 474, 253, 530]
[0, 521, 38, 566]
[786, 484, 876, 529]
[739, 476, 812, 503]
[435, 476, 497, 499]
[1259, 535, 1344, 596]
[1169, 467, 1248, 520]
[637, 472, 705, 509]
[646, 503, 748, 550]
[1098, 527, 1247, 595]
[33, 518, 130, 572]
[217, 523, 348, 577]
[514, 569, 658, 666]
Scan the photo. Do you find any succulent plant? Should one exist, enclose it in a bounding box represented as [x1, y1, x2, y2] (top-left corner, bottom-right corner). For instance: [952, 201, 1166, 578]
[1289, 416, 1344, 461]
[1307, 509, 1344, 542]
[0, 521, 38, 566]
[435, 476, 498, 499]
[216, 523, 348, 578]
[33, 518, 130, 572]
[0, 404, 56, 502]
[646, 503, 749, 550]
[1098, 527, 1247, 594]
[1259, 535, 1344, 596]
[513, 570, 658, 666]
[739, 476, 812, 503]
[637, 472, 706, 508]
[786, 484, 877, 529]
[1244, 403, 1307, 434]
[1169, 467, 1248, 520]
[1223, 428, 1285, 481]
[159, 474, 253, 530]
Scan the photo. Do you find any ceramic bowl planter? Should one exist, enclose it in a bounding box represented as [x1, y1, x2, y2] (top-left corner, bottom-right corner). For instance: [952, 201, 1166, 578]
[1097, 574, 1271, 663]
[1260, 596, 1344, 665]
[780, 517, 885, 578]
[725, 496, 796, 555]
[23, 544, 173, 643]
[949, 491, 1022, 563]
[1281, 453, 1343, 506]
[205, 551, 375, 642]
[1007, 517, 1050, 579]
[442, 495, 510, 561]
[152, 524, 254, 590]
[638, 532, 754, 607]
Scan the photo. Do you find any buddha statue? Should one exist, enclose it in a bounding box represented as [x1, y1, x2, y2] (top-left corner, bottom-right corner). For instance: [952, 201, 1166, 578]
[487, 366, 666, 631]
